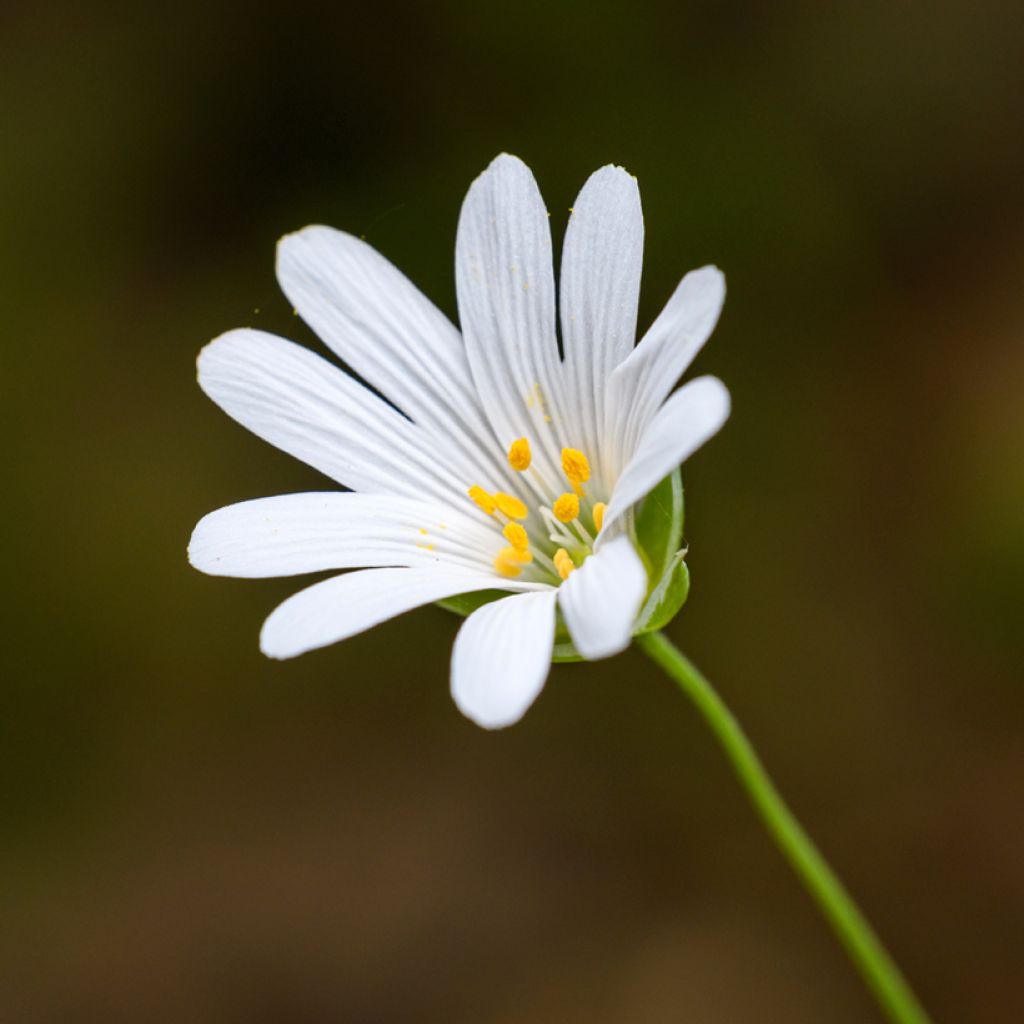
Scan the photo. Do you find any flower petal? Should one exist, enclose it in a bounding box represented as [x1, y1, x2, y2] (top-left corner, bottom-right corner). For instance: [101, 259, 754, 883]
[599, 376, 730, 539]
[189, 493, 496, 578]
[560, 165, 644, 476]
[450, 590, 558, 729]
[276, 227, 508, 487]
[198, 329, 472, 503]
[608, 266, 725, 458]
[455, 154, 567, 495]
[261, 567, 545, 660]
[558, 536, 647, 660]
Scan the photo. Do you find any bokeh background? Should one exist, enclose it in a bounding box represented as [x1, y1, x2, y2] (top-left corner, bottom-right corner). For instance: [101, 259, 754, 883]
[3, 2, 1023, 1020]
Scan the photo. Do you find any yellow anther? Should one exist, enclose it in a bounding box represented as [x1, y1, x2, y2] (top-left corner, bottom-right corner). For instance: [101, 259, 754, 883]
[554, 547, 575, 580]
[494, 544, 532, 577]
[503, 522, 530, 553]
[494, 553, 523, 578]
[494, 492, 528, 520]
[561, 447, 590, 484]
[507, 437, 532, 471]
[553, 492, 580, 523]
[468, 485, 497, 515]
[500, 544, 533, 565]
[592, 502, 606, 533]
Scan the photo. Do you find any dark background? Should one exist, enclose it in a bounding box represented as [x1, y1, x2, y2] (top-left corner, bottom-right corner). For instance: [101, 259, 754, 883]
[3, 2, 1023, 1020]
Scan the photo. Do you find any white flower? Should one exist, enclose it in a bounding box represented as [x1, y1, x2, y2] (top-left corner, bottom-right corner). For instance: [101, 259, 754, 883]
[189, 154, 729, 729]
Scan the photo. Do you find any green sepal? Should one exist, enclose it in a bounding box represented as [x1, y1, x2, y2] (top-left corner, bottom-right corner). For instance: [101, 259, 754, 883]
[635, 550, 690, 634]
[551, 641, 584, 663]
[633, 469, 684, 585]
[436, 590, 507, 618]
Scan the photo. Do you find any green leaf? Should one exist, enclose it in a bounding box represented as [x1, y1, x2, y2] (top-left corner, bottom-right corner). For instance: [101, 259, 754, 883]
[633, 469, 684, 584]
[635, 551, 690, 634]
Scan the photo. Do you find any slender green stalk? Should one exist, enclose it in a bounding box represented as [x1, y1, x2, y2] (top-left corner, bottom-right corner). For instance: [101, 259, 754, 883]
[635, 631, 931, 1024]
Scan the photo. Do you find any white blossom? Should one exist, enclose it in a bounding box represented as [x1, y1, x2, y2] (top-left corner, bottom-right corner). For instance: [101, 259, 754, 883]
[189, 155, 729, 728]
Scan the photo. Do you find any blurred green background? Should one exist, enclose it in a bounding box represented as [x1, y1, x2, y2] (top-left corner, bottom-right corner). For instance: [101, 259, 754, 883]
[3, 2, 1023, 1020]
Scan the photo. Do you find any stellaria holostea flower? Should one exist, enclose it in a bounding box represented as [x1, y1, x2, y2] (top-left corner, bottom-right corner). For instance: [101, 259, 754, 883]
[189, 154, 729, 728]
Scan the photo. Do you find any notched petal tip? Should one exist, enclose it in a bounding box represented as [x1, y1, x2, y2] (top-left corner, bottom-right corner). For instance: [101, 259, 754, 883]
[276, 222, 361, 258]
[688, 263, 727, 298]
[258, 624, 296, 661]
[489, 151, 528, 169]
[195, 330, 236, 384]
[471, 153, 538, 192]
[185, 515, 213, 573]
[276, 223, 329, 258]
[572, 164, 642, 218]
[590, 163, 638, 185]
[196, 328, 266, 394]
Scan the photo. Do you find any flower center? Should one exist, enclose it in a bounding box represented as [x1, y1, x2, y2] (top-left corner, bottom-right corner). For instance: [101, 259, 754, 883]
[466, 437, 608, 584]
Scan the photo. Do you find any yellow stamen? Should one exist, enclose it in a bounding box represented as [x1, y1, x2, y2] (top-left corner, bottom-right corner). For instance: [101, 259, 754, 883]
[468, 485, 497, 515]
[494, 553, 523, 578]
[553, 492, 580, 523]
[554, 547, 575, 580]
[494, 492, 528, 520]
[561, 447, 591, 485]
[500, 544, 533, 565]
[507, 437, 532, 471]
[592, 502, 606, 533]
[494, 545, 532, 577]
[503, 522, 530, 553]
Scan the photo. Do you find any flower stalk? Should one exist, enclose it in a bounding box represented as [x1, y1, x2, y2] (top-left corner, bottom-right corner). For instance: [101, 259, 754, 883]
[635, 631, 931, 1024]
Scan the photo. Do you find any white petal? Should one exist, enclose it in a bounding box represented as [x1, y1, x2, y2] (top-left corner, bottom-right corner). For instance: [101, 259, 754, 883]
[558, 536, 647, 660]
[189, 492, 496, 578]
[276, 228, 508, 487]
[450, 590, 558, 729]
[455, 154, 568, 496]
[560, 165, 644, 475]
[600, 376, 730, 539]
[608, 266, 725, 457]
[198, 329, 472, 504]
[261, 567, 544, 660]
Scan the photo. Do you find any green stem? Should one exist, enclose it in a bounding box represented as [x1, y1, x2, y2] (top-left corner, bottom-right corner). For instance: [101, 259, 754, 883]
[635, 631, 931, 1024]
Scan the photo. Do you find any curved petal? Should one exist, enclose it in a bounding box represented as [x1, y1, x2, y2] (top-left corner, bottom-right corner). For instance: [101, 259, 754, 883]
[450, 590, 558, 729]
[198, 329, 474, 504]
[558, 536, 647, 660]
[455, 154, 567, 496]
[261, 567, 547, 660]
[599, 376, 730, 540]
[560, 165, 644, 476]
[608, 266, 725, 458]
[276, 227, 509, 487]
[189, 492, 496, 578]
